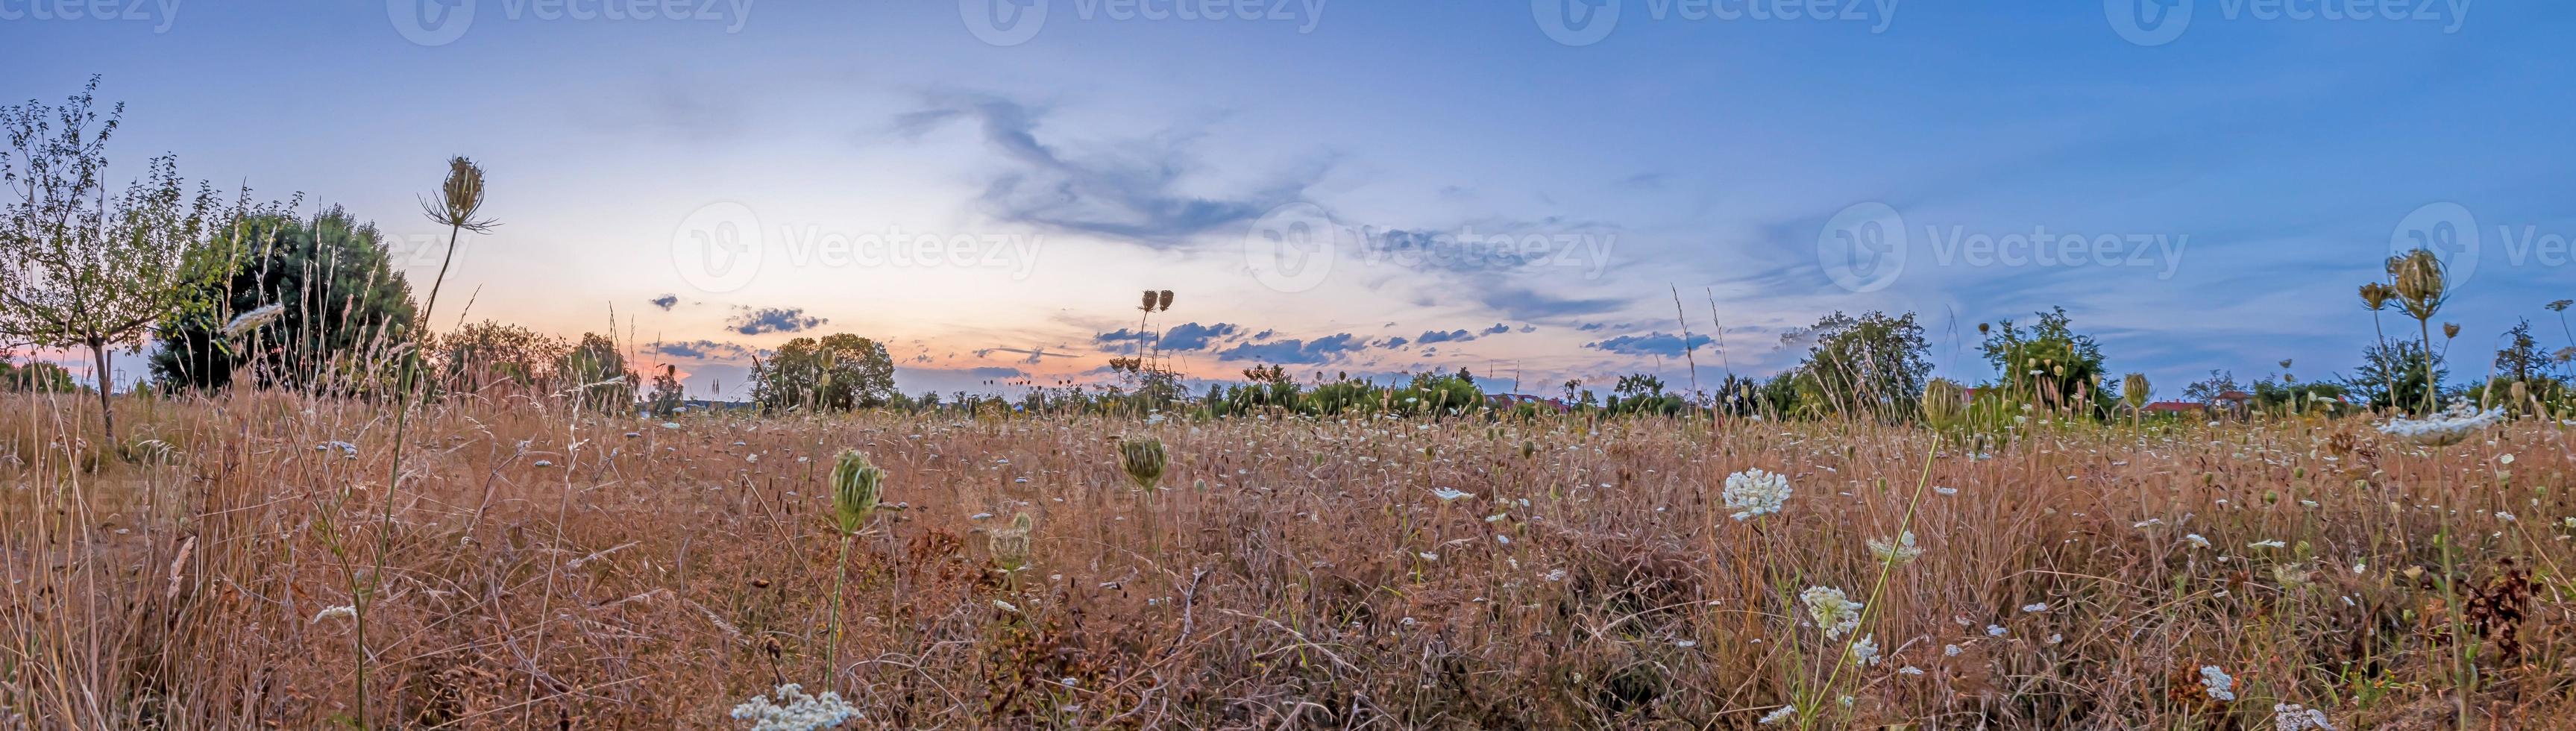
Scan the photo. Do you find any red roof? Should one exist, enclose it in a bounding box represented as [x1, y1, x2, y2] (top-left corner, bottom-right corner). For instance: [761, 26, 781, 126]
[2143, 401, 2205, 413]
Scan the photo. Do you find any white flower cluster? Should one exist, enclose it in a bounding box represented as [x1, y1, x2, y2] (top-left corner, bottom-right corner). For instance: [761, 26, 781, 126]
[731, 683, 861, 731]
[1800, 586, 1864, 639]
[1757, 704, 1798, 725]
[2199, 665, 2237, 702]
[1723, 468, 1792, 521]
[2377, 402, 2504, 447]
[2272, 703, 2337, 731]
[1850, 634, 1881, 667]
[1867, 531, 1923, 565]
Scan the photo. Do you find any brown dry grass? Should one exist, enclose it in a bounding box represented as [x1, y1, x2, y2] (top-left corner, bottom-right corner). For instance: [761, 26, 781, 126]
[4, 392, 2573, 729]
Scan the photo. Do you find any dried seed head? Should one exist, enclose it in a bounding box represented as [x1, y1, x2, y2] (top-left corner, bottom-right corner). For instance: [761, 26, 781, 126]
[1157, 289, 1175, 311]
[2359, 283, 2393, 311]
[2443, 322, 2461, 339]
[1140, 290, 1157, 310]
[422, 156, 495, 233]
[2123, 373, 2150, 407]
[989, 512, 1034, 571]
[2387, 249, 2448, 321]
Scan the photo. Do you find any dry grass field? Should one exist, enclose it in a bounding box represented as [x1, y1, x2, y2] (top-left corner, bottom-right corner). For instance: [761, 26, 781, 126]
[3, 392, 2572, 729]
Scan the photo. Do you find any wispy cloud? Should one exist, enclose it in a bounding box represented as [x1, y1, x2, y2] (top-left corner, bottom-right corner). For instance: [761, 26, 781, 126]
[1584, 332, 1715, 357]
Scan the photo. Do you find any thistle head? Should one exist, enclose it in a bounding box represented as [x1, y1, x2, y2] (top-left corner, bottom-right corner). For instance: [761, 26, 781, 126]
[2123, 373, 2150, 407]
[1117, 437, 1167, 491]
[1139, 289, 1157, 311]
[421, 156, 495, 233]
[1156, 289, 1175, 311]
[2443, 322, 2460, 339]
[988, 512, 1034, 571]
[2386, 249, 2448, 321]
[2550, 299, 2572, 313]
[1919, 379, 1964, 427]
[828, 450, 883, 534]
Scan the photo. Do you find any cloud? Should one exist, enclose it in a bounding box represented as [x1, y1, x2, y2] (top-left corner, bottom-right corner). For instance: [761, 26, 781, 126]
[1155, 321, 1239, 351]
[1480, 323, 1511, 336]
[960, 366, 1028, 380]
[729, 307, 826, 336]
[1584, 332, 1716, 357]
[650, 294, 679, 311]
[976, 346, 1081, 365]
[1379, 336, 1411, 348]
[648, 339, 762, 360]
[1477, 286, 1629, 321]
[1416, 329, 1476, 345]
[1215, 333, 1366, 364]
[895, 92, 1310, 249]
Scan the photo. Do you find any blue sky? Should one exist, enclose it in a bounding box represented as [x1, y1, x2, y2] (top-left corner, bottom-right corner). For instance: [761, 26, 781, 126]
[5, 1, 2572, 400]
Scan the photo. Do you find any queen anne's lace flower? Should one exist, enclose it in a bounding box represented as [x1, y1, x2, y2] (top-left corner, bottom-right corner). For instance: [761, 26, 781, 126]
[2272, 703, 2336, 730]
[1800, 586, 1864, 639]
[1867, 531, 1923, 565]
[1850, 634, 1881, 667]
[2199, 665, 2237, 702]
[731, 684, 861, 731]
[2378, 402, 2504, 447]
[1723, 468, 1792, 520]
[1758, 705, 1798, 725]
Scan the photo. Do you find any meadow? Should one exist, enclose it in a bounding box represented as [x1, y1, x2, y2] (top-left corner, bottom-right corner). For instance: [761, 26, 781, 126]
[4, 390, 2566, 729]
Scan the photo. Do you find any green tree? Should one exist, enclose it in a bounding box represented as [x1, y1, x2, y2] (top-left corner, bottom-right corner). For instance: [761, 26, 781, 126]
[1781, 310, 1931, 421]
[556, 333, 639, 412]
[150, 208, 419, 393]
[750, 333, 896, 412]
[0, 356, 79, 392]
[1979, 307, 2108, 412]
[0, 78, 232, 445]
[431, 319, 568, 393]
[2343, 341, 2446, 414]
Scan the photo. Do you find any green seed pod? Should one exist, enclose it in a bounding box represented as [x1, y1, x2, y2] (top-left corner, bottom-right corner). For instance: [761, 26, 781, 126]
[829, 450, 883, 534]
[990, 512, 1034, 571]
[1119, 437, 1168, 491]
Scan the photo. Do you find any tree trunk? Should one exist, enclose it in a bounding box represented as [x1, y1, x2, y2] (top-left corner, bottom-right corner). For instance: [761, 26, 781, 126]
[88, 339, 117, 450]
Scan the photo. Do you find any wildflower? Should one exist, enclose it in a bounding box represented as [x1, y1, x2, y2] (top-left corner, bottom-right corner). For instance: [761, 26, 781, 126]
[1986, 624, 2007, 637]
[2184, 533, 2211, 548]
[1800, 586, 1864, 639]
[2021, 603, 2048, 613]
[2272, 703, 2337, 731]
[992, 600, 1019, 613]
[1850, 634, 1881, 667]
[988, 513, 1034, 572]
[1898, 665, 1925, 676]
[2199, 665, 2237, 702]
[2376, 402, 2504, 447]
[2495, 511, 2517, 522]
[730, 683, 862, 731]
[1758, 705, 1798, 725]
[1867, 530, 1923, 565]
[1934, 486, 1958, 495]
[1723, 468, 1792, 520]
[2248, 539, 2286, 549]
[312, 605, 356, 622]
[1430, 487, 1472, 502]
[1944, 644, 1962, 656]
[2500, 454, 2516, 465]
